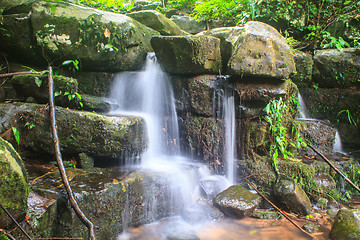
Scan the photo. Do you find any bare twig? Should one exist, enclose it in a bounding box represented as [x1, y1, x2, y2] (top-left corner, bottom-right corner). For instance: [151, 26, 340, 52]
[244, 177, 316, 240]
[308, 144, 360, 194]
[0, 228, 16, 240]
[0, 71, 41, 78]
[0, 201, 32, 240]
[47, 66, 96, 240]
[15, 10, 32, 21]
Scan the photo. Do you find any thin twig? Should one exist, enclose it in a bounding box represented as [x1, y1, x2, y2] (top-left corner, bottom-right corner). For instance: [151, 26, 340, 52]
[0, 229, 16, 240]
[0, 201, 32, 240]
[0, 71, 41, 78]
[15, 10, 32, 21]
[308, 144, 360, 194]
[244, 177, 316, 240]
[47, 66, 96, 240]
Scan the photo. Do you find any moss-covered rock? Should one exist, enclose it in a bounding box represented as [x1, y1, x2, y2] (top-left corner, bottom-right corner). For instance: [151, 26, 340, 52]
[227, 21, 296, 79]
[330, 209, 360, 240]
[0, 103, 144, 158]
[313, 48, 360, 88]
[1, 0, 160, 71]
[0, 137, 29, 228]
[127, 10, 189, 36]
[292, 50, 313, 88]
[0, 0, 34, 14]
[151, 35, 222, 75]
[274, 175, 312, 216]
[213, 185, 262, 218]
[170, 15, 207, 34]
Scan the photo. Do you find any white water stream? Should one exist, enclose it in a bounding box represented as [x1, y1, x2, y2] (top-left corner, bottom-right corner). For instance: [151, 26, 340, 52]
[109, 54, 233, 238]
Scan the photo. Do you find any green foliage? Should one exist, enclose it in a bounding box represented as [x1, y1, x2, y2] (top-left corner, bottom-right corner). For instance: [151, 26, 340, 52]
[62, 60, 79, 72]
[337, 109, 358, 126]
[263, 97, 306, 173]
[11, 127, 20, 145]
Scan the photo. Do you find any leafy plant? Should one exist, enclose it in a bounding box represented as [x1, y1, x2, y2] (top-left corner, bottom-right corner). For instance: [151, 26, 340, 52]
[337, 109, 357, 126]
[25, 122, 35, 129]
[12, 127, 20, 145]
[62, 60, 79, 72]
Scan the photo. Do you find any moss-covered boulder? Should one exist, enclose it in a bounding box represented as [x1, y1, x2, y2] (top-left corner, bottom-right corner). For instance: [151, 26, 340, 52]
[0, 0, 34, 14]
[197, 27, 245, 69]
[127, 10, 189, 36]
[151, 35, 222, 75]
[330, 209, 360, 240]
[313, 48, 360, 88]
[1, 0, 160, 71]
[213, 185, 262, 218]
[0, 137, 29, 228]
[170, 15, 207, 34]
[11, 74, 111, 112]
[293, 50, 313, 88]
[274, 175, 312, 216]
[0, 103, 144, 158]
[227, 21, 296, 79]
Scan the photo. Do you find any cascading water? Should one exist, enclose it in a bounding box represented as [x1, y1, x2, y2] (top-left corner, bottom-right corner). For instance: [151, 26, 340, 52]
[110, 53, 231, 238]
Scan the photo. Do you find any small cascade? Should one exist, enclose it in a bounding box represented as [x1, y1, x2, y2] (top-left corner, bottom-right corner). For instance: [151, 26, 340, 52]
[334, 130, 345, 154]
[223, 85, 237, 184]
[298, 93, 309, 119]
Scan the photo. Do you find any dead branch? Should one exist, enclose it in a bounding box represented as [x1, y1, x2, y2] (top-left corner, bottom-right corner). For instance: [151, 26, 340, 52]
[0, 71, 41, 78]
[47, 66, 96, 240]
[308, 144, 360, 194]
[0, 201, 32, 240]
[244, 177, 316, 240]
[15, 10, 32, 21]
[0, 229, 16, 240]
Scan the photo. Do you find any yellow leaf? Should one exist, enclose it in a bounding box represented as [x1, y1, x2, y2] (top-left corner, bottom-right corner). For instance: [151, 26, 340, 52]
[104, 28, 111, 38]
[112, 179, 119, 184]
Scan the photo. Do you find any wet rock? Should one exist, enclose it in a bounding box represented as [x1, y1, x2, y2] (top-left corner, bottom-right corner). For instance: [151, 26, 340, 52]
[251, 210, 282, 219]
[273, 175, 312, 216]
[182, 203, 224, 223]
[213, 185, 262, 218]
[313, 48, 360, 88]
[77, 152, 94, 169]
[1, 0, 160, 71]
[170, 15, 207, 34]
[151, 35, 222, 75]
[298, 119, 337, 155]
[303, 222, 321, 233]
[0, 103, 144, 158]
[314, 174, 336, 192]
[127, 10, 189, 36]
[330, 209, 360, 240]
[0, 137, 29, 228]
[227, 21, 295, 79]
[131, 0, 161, 11]
[316, 197, 328, 210]
[293, 50, 313, 88]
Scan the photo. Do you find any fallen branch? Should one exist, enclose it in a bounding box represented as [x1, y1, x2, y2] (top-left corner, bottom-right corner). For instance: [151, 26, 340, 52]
[0, 71, 41, 78]
[15, 10, 32, 21]
[0, 201, 32, 240]
[244, 177, 316, 240]
[47, 66, 96, 240]
[308, 144, 360, 194]
[0, 229, 16, 240]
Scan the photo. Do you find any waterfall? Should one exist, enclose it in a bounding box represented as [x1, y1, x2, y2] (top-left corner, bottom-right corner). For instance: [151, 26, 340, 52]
[298, 93, 309, 119]
[334, 130, 345, 154]
[223, 86, 237, 184]
[110, 54, 231, 235]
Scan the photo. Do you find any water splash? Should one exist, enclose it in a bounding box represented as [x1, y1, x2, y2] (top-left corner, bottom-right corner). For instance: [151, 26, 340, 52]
[333, 130, 345, 154]
[298, 93, 309, 119]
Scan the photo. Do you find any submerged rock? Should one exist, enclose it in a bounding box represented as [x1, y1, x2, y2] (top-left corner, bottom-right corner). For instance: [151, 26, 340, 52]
[227, 21, 295, 79]
[0, 103, 144, 158]
[313, 48, 360, 88]
[273, 175, 312, 216]
[213, 185, 262, 218]
[330, 209, 360, 240]
[151, 35, 222, 75]
[0, 137, 29, 228]
[127, 10, 189, 36]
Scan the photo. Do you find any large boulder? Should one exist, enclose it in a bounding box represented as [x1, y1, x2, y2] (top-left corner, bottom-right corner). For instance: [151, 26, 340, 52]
[274, 175, 312, 216]
[330, 209, 360, 240]
[0, 103, 144, 158]
[0, 0, 160, 71]
[151, 35, 222, 75]
[197, 27, 245, 69]
[227, 21, 296, 79]
[313, 48, 360, 88]
[127, 10, 189, 36]
[170, 15, 207, 34]
[213, 185, 262, 218]
[0, 137, 29, 228]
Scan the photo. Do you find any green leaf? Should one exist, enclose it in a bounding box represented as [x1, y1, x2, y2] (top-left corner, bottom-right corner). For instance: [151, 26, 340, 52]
[34, 77, 42, 88]
[344, 0, 352, 5]
[79, 102, 83, 108]
[12, 127, 20, 145]
[62, 60, 74, 66]
[54, 91, 61, 97]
